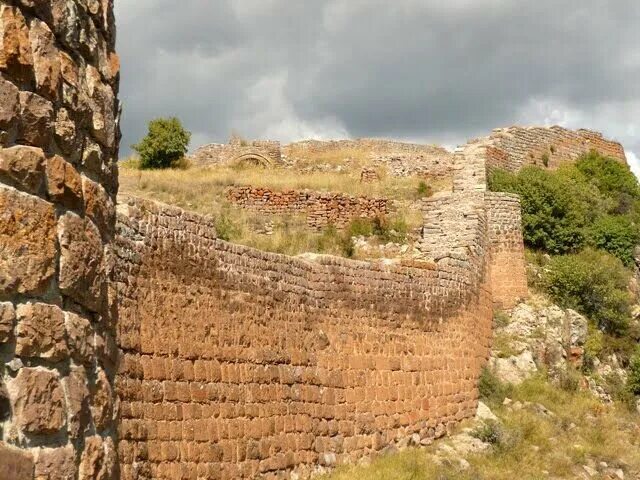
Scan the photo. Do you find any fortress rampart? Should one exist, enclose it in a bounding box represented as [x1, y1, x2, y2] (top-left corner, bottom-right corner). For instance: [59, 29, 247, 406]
[192, 137, 282, 168]
[226, 186, 389, 230]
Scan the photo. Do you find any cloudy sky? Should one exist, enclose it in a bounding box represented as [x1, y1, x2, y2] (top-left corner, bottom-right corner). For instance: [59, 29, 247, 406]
[114, 0, 640, 174]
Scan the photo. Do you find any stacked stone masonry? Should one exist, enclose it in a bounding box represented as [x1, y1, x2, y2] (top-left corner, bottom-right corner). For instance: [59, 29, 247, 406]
[0, 1, 120, 479]
[464, 125, 627, 173]
[284, 139, 455, 178]
[226, 186, 389, 230]
[192, 136, 282, 168]
[114, 194, 494, 480]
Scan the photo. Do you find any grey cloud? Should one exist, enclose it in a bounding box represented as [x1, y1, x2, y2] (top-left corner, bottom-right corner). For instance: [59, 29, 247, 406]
[115, 0, 640, 164]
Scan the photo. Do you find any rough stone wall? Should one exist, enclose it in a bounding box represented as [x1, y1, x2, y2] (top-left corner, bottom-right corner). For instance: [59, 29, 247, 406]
[226, 186, 389, 230]
[485, 193, 527, 309]
[467, 125, 627, 173]
[0, 1, 120, 478]
[114, 194, 493, 479]
[284, 139, 455, 178]
[191, 138, 282, 167]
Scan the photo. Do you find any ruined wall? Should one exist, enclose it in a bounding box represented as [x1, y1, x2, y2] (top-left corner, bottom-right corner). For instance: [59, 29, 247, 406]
[485, 193, 527, 309]
[192, 138, 282, 167]
[114, 194, 493, 479]
[469, 125, 627, 173]
[285, 139, 455, 178]
[0, 1, 120, 478]
[226, 186, 389, 230]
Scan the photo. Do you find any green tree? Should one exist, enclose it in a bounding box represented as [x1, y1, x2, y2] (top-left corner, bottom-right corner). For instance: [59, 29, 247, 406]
[542, 249, 631, 335]
[628, 348, 640, 396]
[132, 117, 191, 169]
[587, 215, 640, 266]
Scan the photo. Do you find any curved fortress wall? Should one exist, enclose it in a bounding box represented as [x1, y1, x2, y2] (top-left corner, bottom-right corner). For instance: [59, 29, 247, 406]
[114, 194, 494, 479]
[0, 1, 120, 479]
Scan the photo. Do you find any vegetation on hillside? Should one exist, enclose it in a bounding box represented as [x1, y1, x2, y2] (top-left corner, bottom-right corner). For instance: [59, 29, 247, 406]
[132, 117, 192, 169]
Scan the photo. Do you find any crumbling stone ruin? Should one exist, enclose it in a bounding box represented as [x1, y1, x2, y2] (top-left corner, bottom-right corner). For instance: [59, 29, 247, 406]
[0, 0, 120, 478]
[0, 3, 632, 479]
[192, 134, 282, 168]
[226, 186, 389, 230]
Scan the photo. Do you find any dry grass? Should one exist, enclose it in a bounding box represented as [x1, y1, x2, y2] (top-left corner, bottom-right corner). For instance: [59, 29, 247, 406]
[322, 375, 640, 480]
[284, 144, 373, 169]
[118, 161, 438, 257]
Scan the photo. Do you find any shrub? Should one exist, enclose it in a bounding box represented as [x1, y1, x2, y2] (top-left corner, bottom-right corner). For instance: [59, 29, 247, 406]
[587, 215, 640, 266]
[478, 366, 511, 404]
[576, 150, 640, 212]
[628, 348, 640, 396]
[417, 181, 433, 198]
[556, 367, 581, 393]
[541, 153, 550, 167]
[347, 218, 374, 238]
[489, 167, 601, 254]
[133, 117, 191, 169]
[472, 420, 505, 445]
[542, 249, 632, 335]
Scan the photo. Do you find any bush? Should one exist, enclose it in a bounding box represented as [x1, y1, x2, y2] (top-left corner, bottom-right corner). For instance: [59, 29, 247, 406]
[588, 215, 640, 266]
[628, 348, 640, 396]
[489, 167, 600, 254]
[133, 117, 191, 169]
[472, 420, 505, 445]
[417, 181, 433, 198]
[478, 367, 511, 404]
[347, 218, 374, 238]
[542, 249, 632, 335]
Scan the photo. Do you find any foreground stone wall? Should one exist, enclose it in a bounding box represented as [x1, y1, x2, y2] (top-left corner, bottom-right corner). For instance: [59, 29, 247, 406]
[226, 186, 389, 230]
[467, 125, 627, 173]
[284, 139, 455, 178]
[114, 194, 493, 479]
[0, 1, 120, 478]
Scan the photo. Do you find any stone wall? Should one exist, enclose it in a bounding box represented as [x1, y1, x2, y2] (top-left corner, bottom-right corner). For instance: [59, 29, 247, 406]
[465, 125, 627, 173]
[226, 186, 389, 230]
[284, 139, 455, 178]
[0, 1, 120, 479]
[114, 194, 494, 479]
[192, 137, 282, 167]
[485, 193, 528, 309]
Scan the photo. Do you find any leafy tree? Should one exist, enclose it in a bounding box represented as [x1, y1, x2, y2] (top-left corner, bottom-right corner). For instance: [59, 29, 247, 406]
[628, 348, 640, 396]
[542, 249, 632, 335]
[132, 117, 191, 169]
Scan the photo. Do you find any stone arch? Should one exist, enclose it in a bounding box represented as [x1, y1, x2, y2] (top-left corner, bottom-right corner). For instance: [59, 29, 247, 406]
[232, 151, 274, 167]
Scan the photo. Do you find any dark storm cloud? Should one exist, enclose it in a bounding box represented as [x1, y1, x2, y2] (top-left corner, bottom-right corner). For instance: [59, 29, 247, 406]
[115, 0, 640, 171]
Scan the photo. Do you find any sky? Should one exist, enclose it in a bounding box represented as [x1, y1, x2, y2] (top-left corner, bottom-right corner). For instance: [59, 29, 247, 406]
[114, 0, 640, 175]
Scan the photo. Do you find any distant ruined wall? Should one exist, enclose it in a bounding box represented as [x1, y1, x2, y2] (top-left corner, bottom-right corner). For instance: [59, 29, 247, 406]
[0, 1, 120, 479]
[226, 186, 389, 230]
[285, 139, 455, 178]
[114, 194, 493, 480]
[192, 138, 282, 167]
[468, 125, 627, 173]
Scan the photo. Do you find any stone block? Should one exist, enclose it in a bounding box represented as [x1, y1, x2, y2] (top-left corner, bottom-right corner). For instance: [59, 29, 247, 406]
[29, 17, 61, 100]
[0, 301, 15, 343]
[46, 154, 82, 209]
[18, 91, 53, 148]
[0, 5, 34, 83]
[0, 77, 19, 135]
[33, 445, 76, 480]
[0, 145, 46, 194]
[58, 211, 106, 312]
[0, 186, 57, 295]
[11, 367, 66, 435]
[79, 435, 117, 480]
[83, 175, 115, 236]
[91, 367, 113, 432]
[0, 442, 34, 480]
[65, 311, 96, 364]
[62, 365, 90, 440]
[15, 302, 68, 361]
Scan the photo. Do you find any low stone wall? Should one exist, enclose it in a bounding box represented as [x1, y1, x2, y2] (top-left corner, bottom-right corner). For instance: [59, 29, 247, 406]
[192, 138, 282, 167]
[114, 194, 493, 480]
[284, 139, 455, 178]
[226, 186, 389, 230]
[466, 125, 627, 173]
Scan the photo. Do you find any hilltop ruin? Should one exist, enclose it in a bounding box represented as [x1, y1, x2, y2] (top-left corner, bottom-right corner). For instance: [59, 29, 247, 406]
[0, 2, 630, 479]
